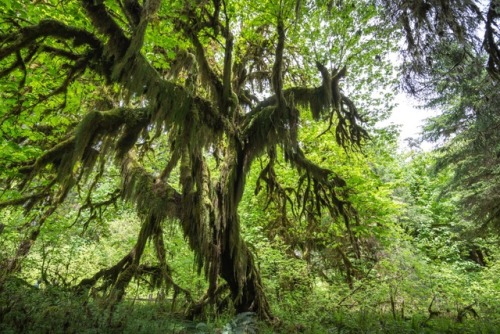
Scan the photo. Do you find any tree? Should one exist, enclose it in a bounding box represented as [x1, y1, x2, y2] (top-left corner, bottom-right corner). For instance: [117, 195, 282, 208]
[0, 0, 395, 318]
[421, 46, 500, 231]
[378, 0, 500, 231]
[377, 0, 500, 92]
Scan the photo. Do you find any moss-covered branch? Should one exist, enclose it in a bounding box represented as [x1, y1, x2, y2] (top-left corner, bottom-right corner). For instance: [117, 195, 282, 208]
[0, 19, 102, 61]
[1, 184, 68, 278]
[19, 107, 150, 182]
[186, 27, 225, 109]
[121, 152, 182, 220]
[272, 17, 286, 110]
[77, 153, 186, 304]
[82, 0, 229, 137]
[243, 65, 367, 159]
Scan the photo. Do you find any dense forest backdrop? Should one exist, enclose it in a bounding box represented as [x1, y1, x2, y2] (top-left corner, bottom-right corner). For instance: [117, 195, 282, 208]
[0, 0, 499, 333]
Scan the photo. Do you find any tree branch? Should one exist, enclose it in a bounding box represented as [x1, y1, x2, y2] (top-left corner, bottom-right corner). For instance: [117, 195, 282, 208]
[0, 19, 101, 61]
[222, 31, 234, 117]
[184, 24, 225, 110]
[81, 0, 228, 136]
[272, 17, 286, 110]
[18, 107, 150, 178]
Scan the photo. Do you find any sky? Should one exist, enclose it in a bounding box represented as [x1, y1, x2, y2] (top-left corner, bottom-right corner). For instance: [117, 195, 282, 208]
[382, 93, 438, 151]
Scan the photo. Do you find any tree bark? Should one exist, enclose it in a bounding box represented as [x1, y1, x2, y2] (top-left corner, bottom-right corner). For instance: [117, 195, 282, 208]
[218, 213, 272, 319]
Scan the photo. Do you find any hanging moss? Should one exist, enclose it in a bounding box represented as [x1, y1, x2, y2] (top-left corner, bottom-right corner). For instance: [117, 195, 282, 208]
[3, 1, 377, 321]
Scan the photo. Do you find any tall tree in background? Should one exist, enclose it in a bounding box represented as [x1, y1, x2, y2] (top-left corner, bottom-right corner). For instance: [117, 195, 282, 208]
[379, 0, 500, 231]
[378, 0, 499, 91]
[0, 0, 393, 317]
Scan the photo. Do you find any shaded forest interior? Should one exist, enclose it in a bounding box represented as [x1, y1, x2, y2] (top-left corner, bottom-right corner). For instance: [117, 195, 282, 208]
[0, 0, 499, 333]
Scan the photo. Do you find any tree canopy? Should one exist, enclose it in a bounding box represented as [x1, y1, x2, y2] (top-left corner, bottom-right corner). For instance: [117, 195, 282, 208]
[0, 0, 397, 319]
[1, 0, 500, 332]
[379, 0, 500, 231]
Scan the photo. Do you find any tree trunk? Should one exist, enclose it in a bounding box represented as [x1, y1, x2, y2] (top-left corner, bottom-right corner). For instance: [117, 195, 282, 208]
[215, 143, 272, 319]
[178, 141, 272, 319]
[218, 214, 272, 319]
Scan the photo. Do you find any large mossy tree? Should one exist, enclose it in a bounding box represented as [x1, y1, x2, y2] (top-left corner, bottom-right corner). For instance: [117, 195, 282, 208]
[0, 0, 396, 318]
